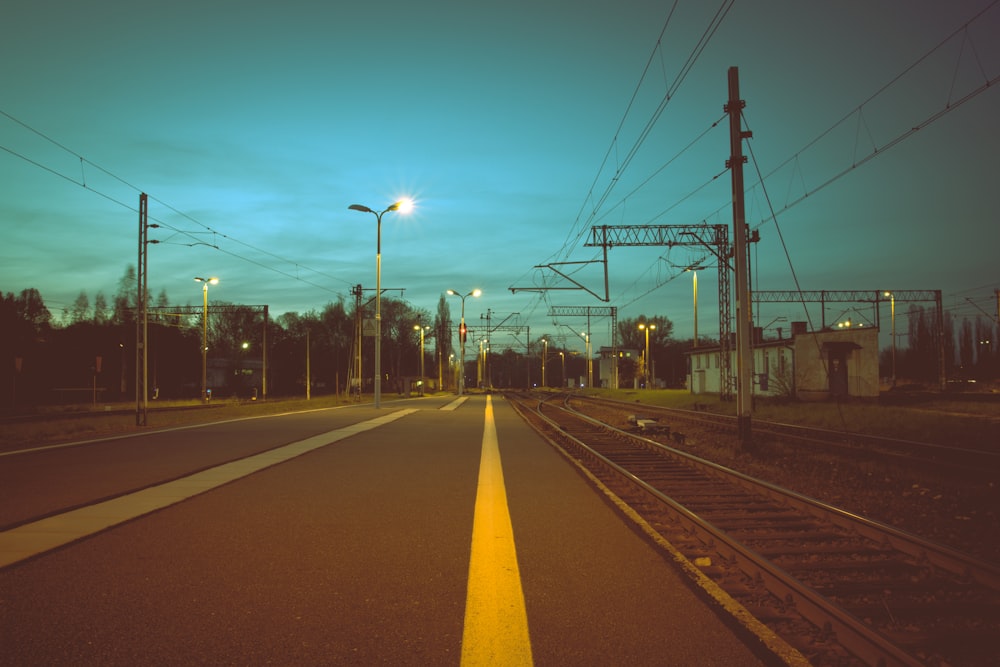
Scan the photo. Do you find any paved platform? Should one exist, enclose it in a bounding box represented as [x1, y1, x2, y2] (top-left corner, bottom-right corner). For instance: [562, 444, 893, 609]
[0, 395, 802, 665]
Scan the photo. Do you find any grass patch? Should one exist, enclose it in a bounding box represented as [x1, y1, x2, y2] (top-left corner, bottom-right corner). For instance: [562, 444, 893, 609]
[583, 388, 1000, 446]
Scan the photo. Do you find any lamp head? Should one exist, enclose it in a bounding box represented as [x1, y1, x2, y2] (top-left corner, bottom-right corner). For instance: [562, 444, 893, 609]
[349, 204, 374, 214]
[393, 198, 414, 214]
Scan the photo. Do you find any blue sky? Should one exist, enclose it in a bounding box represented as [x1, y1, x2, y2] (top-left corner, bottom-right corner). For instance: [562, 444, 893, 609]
[2, 0, 998, 356]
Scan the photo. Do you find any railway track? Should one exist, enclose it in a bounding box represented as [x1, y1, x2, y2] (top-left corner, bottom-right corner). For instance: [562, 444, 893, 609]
[575, 395, 1000, 481]
[506, 392, 1000, 667]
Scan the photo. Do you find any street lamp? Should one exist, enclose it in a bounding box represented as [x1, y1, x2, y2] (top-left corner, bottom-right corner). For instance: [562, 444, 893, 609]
[446, 288, 481, 395]
[413, 324, 429, 395]
[686, 265, 706, 348]
[349, 199, 413, 408]
[559, 351, 565, 388]
[638, 322, 656, 389]
[541, 338, 548, 387]
[884, 291, 896, 386]
[194, 276, 218, 402]
[579, 331, 592, 388]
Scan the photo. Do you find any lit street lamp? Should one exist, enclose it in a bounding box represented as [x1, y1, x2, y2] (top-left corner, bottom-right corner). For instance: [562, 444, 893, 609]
[194, 276, 218, 402]
[686, 265, 706, 347]
[579, 331, 592, 388]
[884, 291, 896, 386]
[446, 288, 481, 395]
[638, 322, 656, 389]
[349, 199, 412, 408]
[413, 324, 429, 395]
[541, 338, 548, 387]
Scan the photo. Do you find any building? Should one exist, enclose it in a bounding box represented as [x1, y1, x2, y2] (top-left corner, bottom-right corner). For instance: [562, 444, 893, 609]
[598, 346, 640, 389]
[687, 321, 880, 400]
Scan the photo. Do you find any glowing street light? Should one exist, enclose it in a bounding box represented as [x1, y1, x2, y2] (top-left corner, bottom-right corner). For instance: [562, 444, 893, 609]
[413, 324, 429, 395]
[579, 331, 592, 388]
[685, 265, 707, 347]
[638, 322, 656, 389]
[884, 291, 896, 387]
[446, 288, 481, 395]
[349, 199, 412, 408]
[194, 276, 218, 402]
[541, 338, 548, 387]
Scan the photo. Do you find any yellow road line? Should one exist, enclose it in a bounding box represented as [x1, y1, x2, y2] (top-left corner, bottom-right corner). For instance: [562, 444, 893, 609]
[461, 395, 533, 666]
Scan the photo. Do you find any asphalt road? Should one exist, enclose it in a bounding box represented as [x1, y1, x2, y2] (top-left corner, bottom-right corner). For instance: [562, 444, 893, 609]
[0, 394, 789, 665]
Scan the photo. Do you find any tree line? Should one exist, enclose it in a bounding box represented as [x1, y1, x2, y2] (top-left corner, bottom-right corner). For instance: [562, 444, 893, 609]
[0, 269, 689, 408]
[0, 266, 452, 408]
[3, 267, 993, 410]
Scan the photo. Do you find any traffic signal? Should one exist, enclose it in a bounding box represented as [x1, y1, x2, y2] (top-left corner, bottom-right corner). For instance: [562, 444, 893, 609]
[459, 322, 467, 343]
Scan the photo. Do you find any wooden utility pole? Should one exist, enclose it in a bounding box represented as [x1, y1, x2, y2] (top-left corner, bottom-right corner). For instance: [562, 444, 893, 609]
[726, 67, 753, 450]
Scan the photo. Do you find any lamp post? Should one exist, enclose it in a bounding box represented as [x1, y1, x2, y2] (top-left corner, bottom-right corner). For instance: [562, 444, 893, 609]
[884, 291, 896, 386]
[638, 322, 656, 389]
[413, 324, 428, 395]
[579, 331, 592, 388]
[349, 199, 412, 408]
[541, 338, 548, 387]
[686, 265, 706, 348]
[194, 276, 218, 402]
[446, 288, 481, 395]
[559, 351, 565, 388]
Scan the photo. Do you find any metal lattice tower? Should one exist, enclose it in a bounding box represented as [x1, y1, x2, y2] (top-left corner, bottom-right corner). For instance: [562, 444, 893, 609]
[547, 305, 618, 388]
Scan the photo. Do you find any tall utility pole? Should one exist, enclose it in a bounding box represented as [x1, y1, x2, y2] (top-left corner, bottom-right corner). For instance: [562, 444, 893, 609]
[135, 193, 149, 426]
[481, 309, 492, 389]
[727, 66, 753, 450]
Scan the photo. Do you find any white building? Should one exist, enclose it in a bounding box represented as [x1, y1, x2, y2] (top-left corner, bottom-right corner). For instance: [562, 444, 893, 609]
[687, 322, 880, 400]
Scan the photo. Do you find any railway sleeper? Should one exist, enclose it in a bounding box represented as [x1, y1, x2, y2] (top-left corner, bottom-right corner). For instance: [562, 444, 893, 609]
[727, 528, 851, 542]
[824, 585, 996, 611]
[782, 557, 929, 575]
[844, 598, 1000, 628]
[748, 540, 886, 558]
[660, 489, 756, 501]
[695, 511, 817, 525]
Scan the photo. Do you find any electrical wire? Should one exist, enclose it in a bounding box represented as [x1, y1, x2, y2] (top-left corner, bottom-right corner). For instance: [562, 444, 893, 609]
[552, 0, 735, 264]
[0, 109, 356, 300]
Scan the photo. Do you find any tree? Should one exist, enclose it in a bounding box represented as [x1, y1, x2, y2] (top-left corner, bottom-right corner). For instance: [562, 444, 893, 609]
[434, 295, 453, 389]
[618, 314, 674, 386]
[958, 318, 975, 372]
[70, 291, 90, 324]
[93, 292, 109, 325]
[320, 299, 352, 393]
[112, 265, 138, 325]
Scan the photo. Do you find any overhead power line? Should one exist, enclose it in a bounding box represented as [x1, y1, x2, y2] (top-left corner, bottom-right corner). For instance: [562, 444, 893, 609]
[0, 108, 355, 299]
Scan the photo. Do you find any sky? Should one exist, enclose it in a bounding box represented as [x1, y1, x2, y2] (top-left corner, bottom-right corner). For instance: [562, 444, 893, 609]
[2, 0, 998, 357]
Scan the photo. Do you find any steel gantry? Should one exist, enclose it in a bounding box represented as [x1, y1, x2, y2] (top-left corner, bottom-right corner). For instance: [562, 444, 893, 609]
[547, 305, 618, 388]
[585, 223, 737, 398]
[148, 304, 270, 399]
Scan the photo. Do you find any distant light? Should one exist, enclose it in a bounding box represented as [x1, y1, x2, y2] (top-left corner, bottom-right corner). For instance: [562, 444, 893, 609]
[395, 198, 414, 214]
